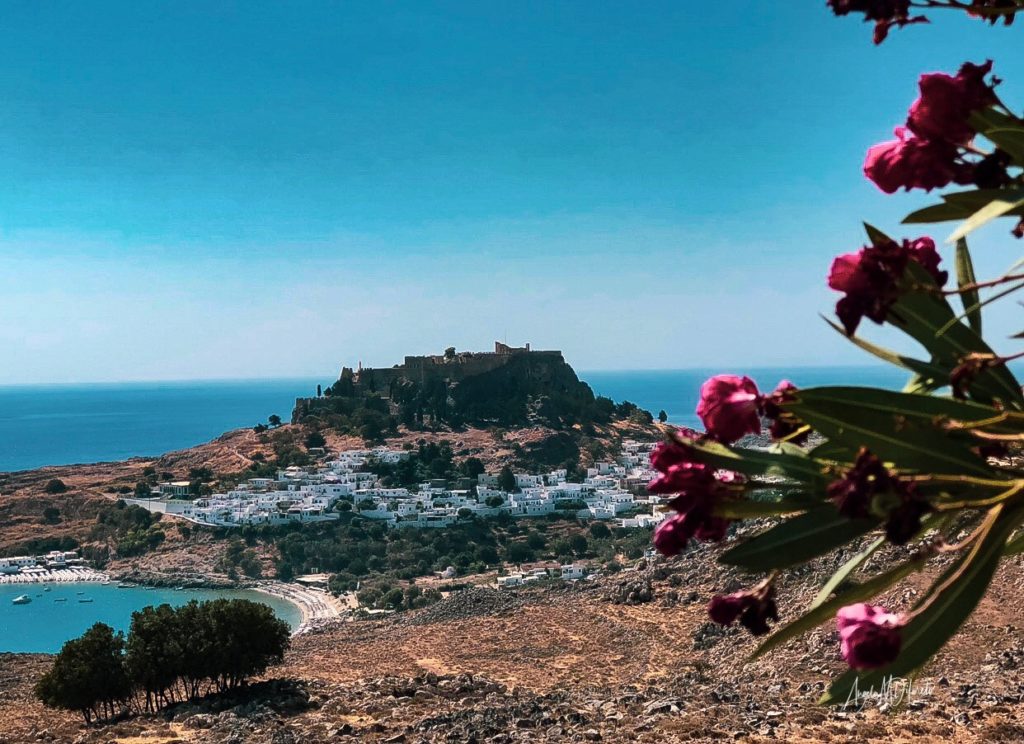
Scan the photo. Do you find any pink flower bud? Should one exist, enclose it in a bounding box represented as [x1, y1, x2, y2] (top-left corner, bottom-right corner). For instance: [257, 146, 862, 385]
[837, 603, 903, 669]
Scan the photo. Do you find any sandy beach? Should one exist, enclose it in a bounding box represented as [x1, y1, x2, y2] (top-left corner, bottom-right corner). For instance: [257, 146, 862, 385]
[251, 581, 345, 633]
[0, 567, 110, 585]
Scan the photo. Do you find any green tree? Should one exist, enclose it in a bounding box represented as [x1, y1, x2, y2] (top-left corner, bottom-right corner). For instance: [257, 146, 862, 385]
[497, 465, 516, 493]
[657, 409, 668, 423]
[461, 457, 486, 479]
[134, 481, 152, 498]
[125, 604, 183, 712]
[34, 623, 131, 724]
[268, 414, 283, 428]
[305, 431, 327, 449]
[41, 506, 62, 525]
[43, 479, 67, 494]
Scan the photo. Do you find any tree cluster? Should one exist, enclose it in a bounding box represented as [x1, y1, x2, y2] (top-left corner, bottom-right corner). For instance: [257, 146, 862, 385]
[34, 599, 290, 724]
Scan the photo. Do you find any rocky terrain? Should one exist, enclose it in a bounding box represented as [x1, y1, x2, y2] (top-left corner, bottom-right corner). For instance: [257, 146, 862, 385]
[6, 526, 1024, 743]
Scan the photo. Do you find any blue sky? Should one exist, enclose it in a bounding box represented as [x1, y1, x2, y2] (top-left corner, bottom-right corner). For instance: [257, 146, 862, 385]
[2, 2, 1023, 383]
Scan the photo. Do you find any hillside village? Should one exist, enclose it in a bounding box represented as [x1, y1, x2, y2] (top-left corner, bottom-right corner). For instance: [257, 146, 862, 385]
[124, 440, 667, 532]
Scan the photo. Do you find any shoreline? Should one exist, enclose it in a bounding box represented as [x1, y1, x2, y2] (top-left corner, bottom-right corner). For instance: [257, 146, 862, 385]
[250, 581, 345, 634]
[0, 567, 110, 585]
[0, 571, 343, 636]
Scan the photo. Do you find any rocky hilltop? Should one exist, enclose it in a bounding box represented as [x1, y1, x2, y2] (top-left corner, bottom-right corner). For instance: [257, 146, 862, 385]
[294, 343, 630, 431]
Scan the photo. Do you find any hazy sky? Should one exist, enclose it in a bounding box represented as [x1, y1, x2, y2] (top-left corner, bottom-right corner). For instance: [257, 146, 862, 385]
[2, 2, 1023, 383]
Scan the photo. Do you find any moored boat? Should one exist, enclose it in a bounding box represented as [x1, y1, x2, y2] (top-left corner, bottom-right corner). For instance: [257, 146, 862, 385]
[12, 594, 31, 605]
[78, 598, 94, 603]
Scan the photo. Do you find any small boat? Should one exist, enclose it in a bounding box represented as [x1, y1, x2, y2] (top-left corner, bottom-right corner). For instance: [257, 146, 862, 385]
[173, 586, 184, 591]
[54, 598, 68, 602]
[76, 591, 84, 595]
[11, 595, 31, 605]
[117, 583, 135, 589]
[78, 598, 94, 603]
[43, 587, 51, 592]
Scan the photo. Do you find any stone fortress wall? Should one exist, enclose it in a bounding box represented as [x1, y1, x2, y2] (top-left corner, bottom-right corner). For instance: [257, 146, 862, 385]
[348, 343, 564, 391]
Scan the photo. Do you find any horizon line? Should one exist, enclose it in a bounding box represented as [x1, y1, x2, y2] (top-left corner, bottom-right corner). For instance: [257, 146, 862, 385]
[0, 363, 909, 388]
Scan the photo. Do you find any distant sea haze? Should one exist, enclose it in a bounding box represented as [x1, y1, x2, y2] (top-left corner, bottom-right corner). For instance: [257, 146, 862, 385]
[0, 367, 913, 472]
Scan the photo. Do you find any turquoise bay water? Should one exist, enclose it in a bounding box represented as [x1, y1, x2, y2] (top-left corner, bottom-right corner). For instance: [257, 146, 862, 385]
[0, 583, 302, 653]
[0, 368, 925, 472]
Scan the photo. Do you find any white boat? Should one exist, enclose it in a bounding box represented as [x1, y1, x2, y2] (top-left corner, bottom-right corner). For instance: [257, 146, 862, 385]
[11, 594, 31, 605]
[78, 597, 94, 603]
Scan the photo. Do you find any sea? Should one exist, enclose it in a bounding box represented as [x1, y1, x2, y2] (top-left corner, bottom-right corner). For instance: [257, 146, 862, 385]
[0, 583, 302, 653]
[0, 368, 916, 473]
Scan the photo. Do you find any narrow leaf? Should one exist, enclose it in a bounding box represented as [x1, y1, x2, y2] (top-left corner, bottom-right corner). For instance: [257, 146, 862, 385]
[955, 238, 981, 335]
[784, 387, 994, 476]
[947, 191, 1024, 243]
[811, 536, 887, 610]
[720, 507, 877, 570]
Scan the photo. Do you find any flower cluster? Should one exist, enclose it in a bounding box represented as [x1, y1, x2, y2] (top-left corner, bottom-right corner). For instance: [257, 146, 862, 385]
[696, 375, 804, 444]
[648, 438, 737, 556]
[827, 448, 932, 544]
[836, 603, 904, 669]
[827, 0, 926, 44]
[828, 236, 946, 335]
[864, 61, 998, 193]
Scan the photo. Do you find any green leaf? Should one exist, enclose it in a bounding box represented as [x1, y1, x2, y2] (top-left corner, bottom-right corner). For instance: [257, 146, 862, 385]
[947, 190, 1024, 243]
[903, 201, 971, 225]
[712, 500, 811, 519]
[750, 552, 926, 662]
[783, 387, 995, 476]
[863, 222, 893, 246]
[890, 262, 1024, 407]
[954, 238, 981, 336]
[986, 129, 1024, 166]
[822, 503, 1024, 705]
[811, 536, 887, 610]
[1004, 529, 1024, 556]
[903, 188, 1024, 225]
[823, 316, 949, 390]
[671, 436, 830, 489]
[720, 506, 877, 570]
[970, 108, 1024, 165]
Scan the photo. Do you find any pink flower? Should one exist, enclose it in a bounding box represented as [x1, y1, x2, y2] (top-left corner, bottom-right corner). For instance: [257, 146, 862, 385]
[905, 237, 948, 286]
[708, 586, 779, 636]
[863, 127, 967, 194]
[828, 236, 946, 335]
[761, 380, 807, 443]
[651, 489, 733, 557]
[907, 61, 996, 145]
[648, 462, 714, 496]
[653, 513, 692, 557]
[649, 432, 699, 473]
[837, 603, 904, 669]
[696, 375, 761, 444]
[827, 448, 931, 545]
